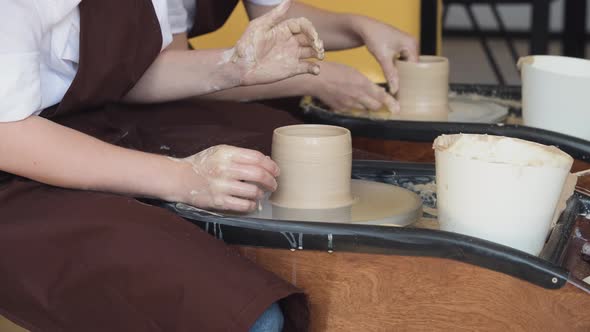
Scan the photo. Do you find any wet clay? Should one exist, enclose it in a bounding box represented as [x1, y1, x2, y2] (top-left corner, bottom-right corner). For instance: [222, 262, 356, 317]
[395, 56, 450, 121]
[270, 125, 354, 209]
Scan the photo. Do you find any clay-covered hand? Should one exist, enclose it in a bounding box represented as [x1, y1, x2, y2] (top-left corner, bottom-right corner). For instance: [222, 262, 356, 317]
[309, 61, 398, 113]
[176, 145, 280, 212]
[356, 17, 419, 94]
[231, 0, 325, 85]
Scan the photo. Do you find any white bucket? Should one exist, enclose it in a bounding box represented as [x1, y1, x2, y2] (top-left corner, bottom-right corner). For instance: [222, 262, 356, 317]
[519, 55, 590, 141]
[434, 134, 573, 255]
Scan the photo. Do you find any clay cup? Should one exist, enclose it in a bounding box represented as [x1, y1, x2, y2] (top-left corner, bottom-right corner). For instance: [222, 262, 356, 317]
[395, 56, 450, 121]
[270, 125, 354, 209]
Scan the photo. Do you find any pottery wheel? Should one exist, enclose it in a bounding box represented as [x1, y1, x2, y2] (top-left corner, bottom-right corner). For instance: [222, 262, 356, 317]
[447, 97, 508, 123]
[331, 96, 509, 123]
[238, 179, 423, 227]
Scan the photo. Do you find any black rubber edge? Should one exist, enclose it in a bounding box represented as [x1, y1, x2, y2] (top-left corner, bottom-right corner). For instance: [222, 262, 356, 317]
[153, 160, 578, 290]
[303, 84, 590, 160]
[540, 197, 581, 265]
[303, 107, 590, 161]
[167, 204, 569, 290]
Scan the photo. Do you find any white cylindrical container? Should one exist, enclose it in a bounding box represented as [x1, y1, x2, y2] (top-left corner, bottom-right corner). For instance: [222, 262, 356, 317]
[519, 55, 590, 141]
[270, 125, 354, 209]
[434, 134, 573, 256]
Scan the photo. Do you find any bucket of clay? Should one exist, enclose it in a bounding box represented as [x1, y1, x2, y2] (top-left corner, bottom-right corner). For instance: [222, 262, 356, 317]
[519, 55, 590, 141]
[270, 125, 354, 209]
[434, 134, 573, 255]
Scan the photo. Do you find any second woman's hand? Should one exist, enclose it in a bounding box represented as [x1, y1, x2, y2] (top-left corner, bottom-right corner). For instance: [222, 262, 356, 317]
[307, 61, 399, 114]
[171, 145, 280, 213]
[352, 16, 419, 94]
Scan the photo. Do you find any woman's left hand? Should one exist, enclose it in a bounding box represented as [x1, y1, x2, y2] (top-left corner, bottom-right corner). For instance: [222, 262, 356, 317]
[355, 18, 419, 94]
[233, 0, 325, 86]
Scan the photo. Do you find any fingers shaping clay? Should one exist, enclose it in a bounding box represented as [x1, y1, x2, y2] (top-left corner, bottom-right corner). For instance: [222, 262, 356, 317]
[330, 56, 510, 122]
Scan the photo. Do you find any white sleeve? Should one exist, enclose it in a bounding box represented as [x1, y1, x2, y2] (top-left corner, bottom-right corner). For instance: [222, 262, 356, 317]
[151, 0, 174, 49]
[0, 2, 44, 122]
[167, 0, 189, 34]
[246, 0, 284, 6]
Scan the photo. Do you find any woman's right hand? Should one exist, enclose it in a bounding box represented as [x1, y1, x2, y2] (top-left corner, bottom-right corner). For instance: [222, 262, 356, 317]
[172, 145, 280, 212]
[231, 0, 325, 86]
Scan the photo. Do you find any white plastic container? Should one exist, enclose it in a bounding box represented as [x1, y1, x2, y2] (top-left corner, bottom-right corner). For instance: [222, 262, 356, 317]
[434, 134, 573, 255]
[519, 55, 590, 141]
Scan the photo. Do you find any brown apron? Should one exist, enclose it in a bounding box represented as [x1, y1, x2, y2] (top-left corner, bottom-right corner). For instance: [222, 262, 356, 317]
[189, 0, 240, 38]
[0, 0, 308, 331]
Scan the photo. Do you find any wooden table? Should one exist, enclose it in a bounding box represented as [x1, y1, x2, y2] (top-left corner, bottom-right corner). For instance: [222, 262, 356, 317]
[232, 138, 590, 331]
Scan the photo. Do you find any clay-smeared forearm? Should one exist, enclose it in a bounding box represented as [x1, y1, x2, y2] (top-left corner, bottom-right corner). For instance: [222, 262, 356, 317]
[125, 0, 324, 104]
[0, 116, 280, 212]
[201, 74, 310, 101]
[123, 48, 244, 103]
[202, 61, 398, 114]
[123, 48, 245, 103]
[0, 116, 184, 202]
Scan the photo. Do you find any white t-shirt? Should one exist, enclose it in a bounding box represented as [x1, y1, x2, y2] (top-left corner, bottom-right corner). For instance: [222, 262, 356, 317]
[167, 0, 284, 34]
[0, 0, 173, 122]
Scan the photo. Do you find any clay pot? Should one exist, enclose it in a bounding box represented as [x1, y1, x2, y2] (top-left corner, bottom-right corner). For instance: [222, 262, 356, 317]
[434, 134, 573, 255]
[395, 56, 450, 121]
[270, 125, 354, 209]
[519, 55, 590, 141]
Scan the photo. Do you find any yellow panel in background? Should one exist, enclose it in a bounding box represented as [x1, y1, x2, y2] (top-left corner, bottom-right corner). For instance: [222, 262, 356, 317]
[0, 316, 28, 332]
[297, 0, 421, 83]
[189, 1, 421, 83]
[189, 2, 251, 49]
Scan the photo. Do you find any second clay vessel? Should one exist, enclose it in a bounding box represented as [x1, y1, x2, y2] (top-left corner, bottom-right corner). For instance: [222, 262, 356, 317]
[395, 56, 450, 121]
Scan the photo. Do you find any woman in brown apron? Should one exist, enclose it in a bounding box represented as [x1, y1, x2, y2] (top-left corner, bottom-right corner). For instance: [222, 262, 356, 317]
[0, 0, 325, 331]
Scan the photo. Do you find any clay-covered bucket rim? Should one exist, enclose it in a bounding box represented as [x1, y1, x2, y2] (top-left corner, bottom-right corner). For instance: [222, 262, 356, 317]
[433, 134, 573, 170]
